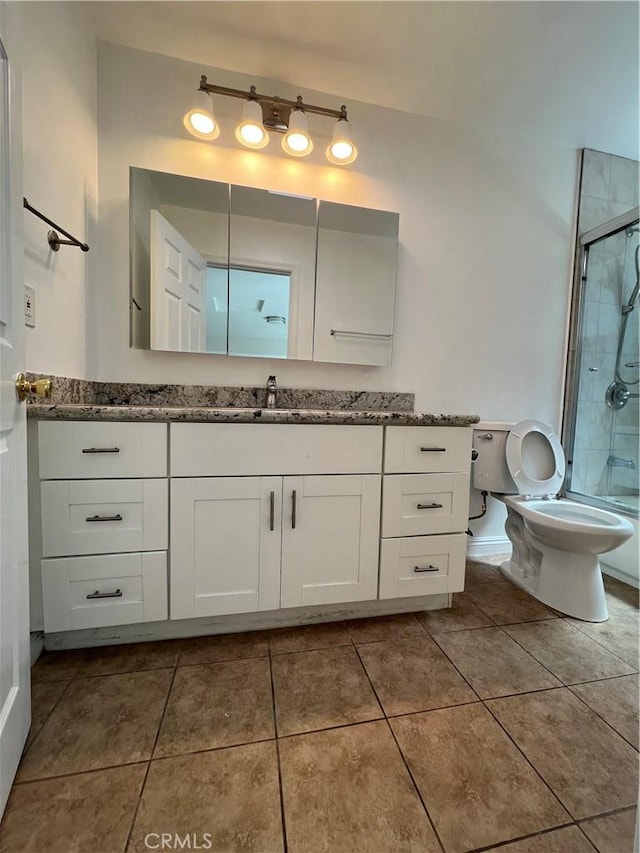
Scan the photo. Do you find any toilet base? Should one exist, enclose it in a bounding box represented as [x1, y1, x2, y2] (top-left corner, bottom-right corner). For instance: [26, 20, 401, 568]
[501, 508, 609, 622]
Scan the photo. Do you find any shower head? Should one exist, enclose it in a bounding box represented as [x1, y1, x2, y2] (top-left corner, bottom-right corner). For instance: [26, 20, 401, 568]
[626, 226, 639, 237]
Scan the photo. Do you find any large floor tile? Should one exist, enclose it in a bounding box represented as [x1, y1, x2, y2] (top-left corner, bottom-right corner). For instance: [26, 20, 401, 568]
[604, 576, 639, 614]
[417, 594, 493, 633]
[390, 703, 569, 853]
[569, 613, 640, 669]
[465, 582, 557, 625]
[128, 743, 283, 853]
[344, 613, 425, 644]
[433, 627, 561, 698]
[580, 806, 638, 853]
[463, 559, 504, 588]
[504, 620, 635, 684]
[357, 634, 477, 715]
[272, 645, 382, 736]
[155, 657, 274, 757]
[0, 764, 146, 853]
[486, 688, 639, 819]
[269, 621, 351, 655]
[570, 674, 639, 748]
[279, 720, 441, 853]
[26, 680, 69, 749]
[484, 826, 597, 852]
[18, 669, 172, 781]
[30, 649, 84, 683]
[179, 630, 269, 666]
[80, 639, 183, 677]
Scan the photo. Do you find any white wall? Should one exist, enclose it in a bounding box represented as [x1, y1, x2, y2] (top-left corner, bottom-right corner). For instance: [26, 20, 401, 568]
[95, 43, 577, 427]
[4, 2, 97, 378]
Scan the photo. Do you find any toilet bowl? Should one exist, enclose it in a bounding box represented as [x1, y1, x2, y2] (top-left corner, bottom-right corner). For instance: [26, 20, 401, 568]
[472, 420, 634, 622]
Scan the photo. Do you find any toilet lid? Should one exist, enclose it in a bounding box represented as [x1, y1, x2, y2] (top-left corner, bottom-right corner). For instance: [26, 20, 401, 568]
[505, 419, 565, 497]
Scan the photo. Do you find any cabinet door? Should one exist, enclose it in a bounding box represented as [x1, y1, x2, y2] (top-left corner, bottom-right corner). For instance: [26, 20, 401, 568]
[281, 475, 381, 608]
[171, 477, 281, 619]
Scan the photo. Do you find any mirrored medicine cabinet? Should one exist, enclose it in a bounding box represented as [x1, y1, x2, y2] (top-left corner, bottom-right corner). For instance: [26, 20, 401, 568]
[130, 167, 399, 366]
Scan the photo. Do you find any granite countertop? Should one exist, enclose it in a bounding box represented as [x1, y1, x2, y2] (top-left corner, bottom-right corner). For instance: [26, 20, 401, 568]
[27, 403, 479, 426]
[25, 375, 480, 426]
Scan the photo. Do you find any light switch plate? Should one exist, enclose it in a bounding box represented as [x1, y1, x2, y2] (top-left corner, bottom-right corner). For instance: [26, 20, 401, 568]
[24, 284, 36, 327]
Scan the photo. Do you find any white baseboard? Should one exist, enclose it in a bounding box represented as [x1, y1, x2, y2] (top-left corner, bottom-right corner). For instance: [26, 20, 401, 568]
[466, 535, 511, 559]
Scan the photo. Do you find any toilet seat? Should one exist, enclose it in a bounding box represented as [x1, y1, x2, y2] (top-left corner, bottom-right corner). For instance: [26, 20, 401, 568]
[506, 419, 565, 497]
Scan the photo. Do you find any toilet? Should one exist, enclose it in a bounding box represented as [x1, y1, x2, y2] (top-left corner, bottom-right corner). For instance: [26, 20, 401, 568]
[472, 420, 634, 622]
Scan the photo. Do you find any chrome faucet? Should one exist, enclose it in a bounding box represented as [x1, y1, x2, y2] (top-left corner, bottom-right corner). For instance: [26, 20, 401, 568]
[266, 375, 278, 409]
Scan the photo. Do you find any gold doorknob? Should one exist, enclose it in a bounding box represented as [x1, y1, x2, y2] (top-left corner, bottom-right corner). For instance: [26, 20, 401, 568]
[15, 374, 52, 402]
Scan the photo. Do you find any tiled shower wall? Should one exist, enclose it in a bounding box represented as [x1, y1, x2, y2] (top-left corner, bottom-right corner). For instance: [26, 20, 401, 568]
[572, 149, 639, 498]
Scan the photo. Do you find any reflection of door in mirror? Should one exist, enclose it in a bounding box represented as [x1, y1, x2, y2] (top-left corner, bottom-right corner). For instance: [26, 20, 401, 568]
[130, 168, 230, 353]
[230, 186, 316, 361]
[150, 210, 207, 352]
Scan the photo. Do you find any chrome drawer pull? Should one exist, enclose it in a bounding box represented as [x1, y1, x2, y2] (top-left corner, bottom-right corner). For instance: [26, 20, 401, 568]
[85, 514, 123, 523]
[269, 490, 275, 531]
[82, 447, 121, 453]
[420, 447, 447, 452]
[414, 565, 439, 573]
[86, 588, 123, 599]
[291, 490, 297, 529]
[417, 502, 443, 510]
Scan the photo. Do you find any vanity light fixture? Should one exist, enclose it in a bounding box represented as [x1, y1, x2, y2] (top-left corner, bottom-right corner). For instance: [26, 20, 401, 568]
[184, 76, 357, 165]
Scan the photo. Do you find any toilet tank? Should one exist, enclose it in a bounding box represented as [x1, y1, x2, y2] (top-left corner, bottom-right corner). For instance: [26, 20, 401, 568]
[472, 421, 517, 493]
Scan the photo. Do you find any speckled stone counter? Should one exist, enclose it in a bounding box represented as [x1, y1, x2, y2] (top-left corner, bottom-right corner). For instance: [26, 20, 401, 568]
[25, 375, 480, 426]
[27, 404, 479, 426]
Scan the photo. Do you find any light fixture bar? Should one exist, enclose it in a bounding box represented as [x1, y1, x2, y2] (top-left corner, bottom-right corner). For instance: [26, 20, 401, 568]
[198, 76, 348, 122]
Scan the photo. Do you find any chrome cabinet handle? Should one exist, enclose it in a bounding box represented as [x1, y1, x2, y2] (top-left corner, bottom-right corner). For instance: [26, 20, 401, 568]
[291, 490, 297, 529]
[86, 588, 123, 599]
[269, 490, 275, 531]
[82, 447, 120, 453]
[85, 514, 123, 523]
[416, 502, 443, 510]
[330, 329, 393, 339]
[414, 565, 439, 573]
[420, 447, 446, 452]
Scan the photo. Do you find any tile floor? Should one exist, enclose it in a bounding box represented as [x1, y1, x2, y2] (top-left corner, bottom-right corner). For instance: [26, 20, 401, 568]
[1, 557, 638, 853]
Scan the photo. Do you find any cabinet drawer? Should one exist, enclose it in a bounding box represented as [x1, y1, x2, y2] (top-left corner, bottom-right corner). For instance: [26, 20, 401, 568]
[171, 423, 383, 476]
[382, 473, 470, 537]
[384, 427, 472, 473]
[41, 479, 168, 557]
[379, 534, 467, 599]
[41, 551, 167, 632]
[38, 421, 167, 479]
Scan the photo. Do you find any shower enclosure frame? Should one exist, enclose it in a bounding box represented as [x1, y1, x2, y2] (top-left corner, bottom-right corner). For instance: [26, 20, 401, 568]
[562, 204, 639, 519]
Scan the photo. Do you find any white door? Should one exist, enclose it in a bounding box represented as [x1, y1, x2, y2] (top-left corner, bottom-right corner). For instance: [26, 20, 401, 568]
[0, 25, 30, 816]
[150, 209, 207, 352]
[170, 477, 282, 619]
[281, 475, 381, 608]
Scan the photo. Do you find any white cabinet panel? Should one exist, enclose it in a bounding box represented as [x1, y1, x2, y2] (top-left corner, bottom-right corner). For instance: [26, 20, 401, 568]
[171, 423, 383, 476]
[38, 421, 167, 479]
[42, 551, 167, 632]
[384, 427, 472, 474]
[41, 479, 168, 557]
[281, 475, 381, 608]
[382, 473, 470, 538]
[379, 534, 467, 599]
[171, 477, 281, 619]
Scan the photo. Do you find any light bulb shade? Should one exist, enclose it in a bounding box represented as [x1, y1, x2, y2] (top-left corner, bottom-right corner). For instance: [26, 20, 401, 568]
[325, 117, 358, 165]
[183, 90, 220, 140]
[235, 99, 270, 149]
[282, 109, 313, 157]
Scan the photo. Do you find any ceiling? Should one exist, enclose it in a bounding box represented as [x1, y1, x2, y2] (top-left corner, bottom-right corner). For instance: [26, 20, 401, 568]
[87, 1, 639, 158]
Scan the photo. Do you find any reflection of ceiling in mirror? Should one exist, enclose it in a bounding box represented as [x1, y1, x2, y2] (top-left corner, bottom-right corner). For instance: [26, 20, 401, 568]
[137, 168, 229, 214]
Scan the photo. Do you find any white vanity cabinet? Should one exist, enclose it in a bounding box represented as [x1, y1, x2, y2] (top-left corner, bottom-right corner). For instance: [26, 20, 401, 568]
[169, 424, 382, 618]
[35, 422, 169, 632]
[379, 427, 472, 599]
